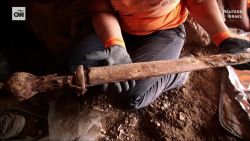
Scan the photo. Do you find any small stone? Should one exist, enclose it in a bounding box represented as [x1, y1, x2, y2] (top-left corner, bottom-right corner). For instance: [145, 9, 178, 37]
[149, 104, 154, 108]
[155, 121, 161, 127]
[129, 117, 138, 127]
[100, 128, 106, 134]
[119, 129, 124, 133]
[180, 87, 186, 92]
[93, 106, 104, 112]
[168, 113, 173, 117]
[117, 129, 126, 140]
[126, 137, 130, 140]
[163, 103, 167, 107]
[105, 136, 110, 140]
[179, 112, 185, 121]
[125, 118, 129, 124]
[117, 124, 123, 131]
[161, 102, 170, 110]
[129, 134, 134, 138]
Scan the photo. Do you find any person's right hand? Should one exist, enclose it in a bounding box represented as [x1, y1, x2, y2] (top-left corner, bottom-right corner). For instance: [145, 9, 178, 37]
[219, 37, 250, 70]
[84, 45, 135, 93]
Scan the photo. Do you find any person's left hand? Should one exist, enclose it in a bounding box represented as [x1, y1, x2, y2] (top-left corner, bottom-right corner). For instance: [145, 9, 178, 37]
[84, 45, 136, 93]
[219, 37, 250, 70]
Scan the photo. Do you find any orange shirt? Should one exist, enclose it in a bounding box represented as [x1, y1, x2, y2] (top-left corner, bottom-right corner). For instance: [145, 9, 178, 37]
[110, 0, 189, 35]
[248, 0, 250, 8]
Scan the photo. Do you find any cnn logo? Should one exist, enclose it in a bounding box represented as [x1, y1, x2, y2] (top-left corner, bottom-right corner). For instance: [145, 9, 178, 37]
[12, 7, 26, 21]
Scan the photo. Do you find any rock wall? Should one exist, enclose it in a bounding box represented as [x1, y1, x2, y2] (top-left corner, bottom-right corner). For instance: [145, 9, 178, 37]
[28, 0, 89, 55]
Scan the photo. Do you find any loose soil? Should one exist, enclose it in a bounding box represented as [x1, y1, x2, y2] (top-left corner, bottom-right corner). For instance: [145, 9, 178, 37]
[79, 44, 242, 141]
[94, 67, 240, 141]
[80, 45, 240, 141]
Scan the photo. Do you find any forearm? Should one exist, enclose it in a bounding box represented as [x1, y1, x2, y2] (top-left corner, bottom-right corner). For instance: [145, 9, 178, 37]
[185, 0, 230, 36]
[92, 12, 123, 45]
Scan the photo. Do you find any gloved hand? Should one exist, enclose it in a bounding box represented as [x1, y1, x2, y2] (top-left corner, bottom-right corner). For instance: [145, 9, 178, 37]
[219, 37, 250, 70]
[85, 45, 135, 93]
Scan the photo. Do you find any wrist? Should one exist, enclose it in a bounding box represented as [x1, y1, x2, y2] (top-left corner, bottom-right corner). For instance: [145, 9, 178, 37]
[104, 37, 126, 48]
[212, 31, 232, 47]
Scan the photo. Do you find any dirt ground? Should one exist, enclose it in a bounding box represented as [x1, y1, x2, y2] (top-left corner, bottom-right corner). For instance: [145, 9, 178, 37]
[96, 70, 237, 141]
[87, 44, 243, 141]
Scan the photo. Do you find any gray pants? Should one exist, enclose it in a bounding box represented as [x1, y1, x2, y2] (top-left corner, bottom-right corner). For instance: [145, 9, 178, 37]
[68, 25, 187, 109]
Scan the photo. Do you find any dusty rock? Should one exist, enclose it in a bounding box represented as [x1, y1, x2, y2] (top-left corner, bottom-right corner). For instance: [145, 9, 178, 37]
[161, 102, 170, 110]
[128, 117, 138, 127]
[179, 112, 186, 121]
[100, 129, 106, 134]
[117, 124, 128, 140]
[155, 121, 161, 127]
[93, 106, 105, 112]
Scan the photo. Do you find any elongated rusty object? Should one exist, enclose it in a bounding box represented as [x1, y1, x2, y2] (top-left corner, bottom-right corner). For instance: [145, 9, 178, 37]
[87, 53, 250, 86]
[3, 53, 250, 101]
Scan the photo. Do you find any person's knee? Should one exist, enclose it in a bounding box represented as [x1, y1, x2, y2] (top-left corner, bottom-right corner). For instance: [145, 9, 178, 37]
[124, 72, 189, 110]
[173, 72, 189, 88]
[122, 93, 153, 110]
